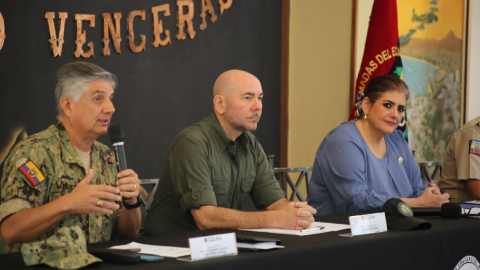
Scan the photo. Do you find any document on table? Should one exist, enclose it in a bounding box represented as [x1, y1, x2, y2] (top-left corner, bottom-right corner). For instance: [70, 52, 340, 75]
[236, 242, 284, 250]
[109, 242, 191, 258]
[464, 200, 480, 204]
[241, 222, 350, 236]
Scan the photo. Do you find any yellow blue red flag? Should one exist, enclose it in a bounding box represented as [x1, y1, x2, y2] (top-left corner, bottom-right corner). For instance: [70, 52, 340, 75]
[19, 161, 45, 186]
[350, 0, 408, 140]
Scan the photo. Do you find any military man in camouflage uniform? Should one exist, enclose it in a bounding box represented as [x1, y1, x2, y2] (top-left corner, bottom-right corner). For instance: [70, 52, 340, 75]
[0, 62, 142, 253]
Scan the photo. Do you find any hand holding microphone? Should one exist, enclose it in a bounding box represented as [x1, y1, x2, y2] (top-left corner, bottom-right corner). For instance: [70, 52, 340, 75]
[109, 125, 142, 209]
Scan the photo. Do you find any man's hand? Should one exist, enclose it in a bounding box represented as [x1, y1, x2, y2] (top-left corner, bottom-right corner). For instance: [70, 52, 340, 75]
[65, 169, 121, 215]
[273, 201, 317, 230]
[117, 169, 141, 205]
[116, 169, 142, 238]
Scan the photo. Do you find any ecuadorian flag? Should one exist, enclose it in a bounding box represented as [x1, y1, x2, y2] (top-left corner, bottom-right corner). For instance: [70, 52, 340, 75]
[349, 0, 408, 141]
[19, 161, 45, 186]
[470, 141, 480, 156]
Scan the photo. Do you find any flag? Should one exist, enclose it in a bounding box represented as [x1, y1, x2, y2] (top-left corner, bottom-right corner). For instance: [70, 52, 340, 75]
[19, 161, 45, 186]
[349, 0, 408, 140]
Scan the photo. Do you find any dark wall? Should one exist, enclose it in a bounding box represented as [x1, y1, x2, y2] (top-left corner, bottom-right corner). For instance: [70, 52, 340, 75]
[0, 0, 282, 179]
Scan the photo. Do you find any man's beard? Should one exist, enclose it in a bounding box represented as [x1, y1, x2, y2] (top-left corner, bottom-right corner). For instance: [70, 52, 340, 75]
[224, 109, 260, 133]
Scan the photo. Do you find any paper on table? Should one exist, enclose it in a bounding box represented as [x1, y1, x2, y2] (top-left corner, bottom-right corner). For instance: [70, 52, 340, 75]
[236, 242, 285, 250]
[109, 242, 191, 258]
[241, 222, 350, 236]
[464, 200, 480, 204]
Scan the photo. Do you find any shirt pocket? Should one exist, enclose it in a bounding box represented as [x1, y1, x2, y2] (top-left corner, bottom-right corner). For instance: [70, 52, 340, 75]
[241, 177, 255, 193]
[212, 179, 229, 207]
[235, 177, 255, 209]
[47, 175, 78, 202]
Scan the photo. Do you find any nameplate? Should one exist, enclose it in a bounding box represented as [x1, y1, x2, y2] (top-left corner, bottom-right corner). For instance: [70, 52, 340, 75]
[183, 233, 238, 262]
[340, 213, 387, 237]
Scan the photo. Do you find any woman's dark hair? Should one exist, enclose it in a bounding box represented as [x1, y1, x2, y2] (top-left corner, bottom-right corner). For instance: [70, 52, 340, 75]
[357, 74, 409, 119]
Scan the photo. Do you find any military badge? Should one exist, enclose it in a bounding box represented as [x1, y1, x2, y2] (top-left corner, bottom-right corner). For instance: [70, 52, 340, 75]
[397, 201, 413, 217]
[19, 161, 45, 186]
[469, 140, 480, 156]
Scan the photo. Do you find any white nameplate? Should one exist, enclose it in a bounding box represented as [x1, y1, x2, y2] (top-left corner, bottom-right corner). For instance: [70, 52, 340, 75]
[339, 212, 387, 237]
[181, 232, 238, 262]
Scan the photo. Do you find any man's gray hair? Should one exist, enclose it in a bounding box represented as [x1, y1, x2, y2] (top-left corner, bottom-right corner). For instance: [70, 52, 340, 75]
[55, 61, 118, 121]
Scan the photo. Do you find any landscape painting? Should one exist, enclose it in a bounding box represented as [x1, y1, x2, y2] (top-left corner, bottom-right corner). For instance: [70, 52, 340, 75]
[398, 0, 466, 161]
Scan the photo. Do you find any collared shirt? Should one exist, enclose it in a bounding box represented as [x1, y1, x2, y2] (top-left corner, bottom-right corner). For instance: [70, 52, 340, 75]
[439, 116, 480, 203]
[143, 113, 285, 235]
[0, 123, 120, 254]
[307, 121, 426, 215]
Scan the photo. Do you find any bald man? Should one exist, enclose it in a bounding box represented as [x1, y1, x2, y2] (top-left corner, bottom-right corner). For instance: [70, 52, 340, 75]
[143, 70, 316, 235]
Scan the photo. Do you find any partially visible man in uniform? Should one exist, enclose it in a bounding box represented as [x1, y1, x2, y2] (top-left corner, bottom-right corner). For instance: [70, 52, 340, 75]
[439, 116, 480, 203]
[143, 70, 316, 235]
[0, 62, 142, 253]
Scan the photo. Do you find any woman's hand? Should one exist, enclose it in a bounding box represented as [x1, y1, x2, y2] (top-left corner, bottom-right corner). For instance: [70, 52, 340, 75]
[428, 182, 442, 195]
[402, 187, 450, 208]
[417, 187, 450, 207]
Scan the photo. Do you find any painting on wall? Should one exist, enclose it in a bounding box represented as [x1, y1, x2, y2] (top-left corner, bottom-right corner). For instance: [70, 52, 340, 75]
[397, 0, 467, 161]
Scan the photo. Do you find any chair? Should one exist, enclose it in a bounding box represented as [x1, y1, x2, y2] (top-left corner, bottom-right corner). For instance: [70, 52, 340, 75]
[273, 167, 313, 202]
[267, 155, 275, 169]
[417, 161, 443, 184]
[139, 178, 160, 224]
[267, 154, 312, 201]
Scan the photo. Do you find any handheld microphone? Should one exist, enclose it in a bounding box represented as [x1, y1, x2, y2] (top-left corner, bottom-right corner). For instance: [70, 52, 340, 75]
[109, 125, 127, 172]
[411, 203, 461, 219]
[109, 125, 131, 202]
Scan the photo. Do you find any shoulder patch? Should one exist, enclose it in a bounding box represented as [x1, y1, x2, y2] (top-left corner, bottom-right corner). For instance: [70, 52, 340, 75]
[469, 140, 480, 156]
[19, 161, 45, 186]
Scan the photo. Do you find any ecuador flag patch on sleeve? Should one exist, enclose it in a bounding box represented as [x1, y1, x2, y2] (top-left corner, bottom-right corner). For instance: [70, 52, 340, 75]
[19, 161, 45, 186]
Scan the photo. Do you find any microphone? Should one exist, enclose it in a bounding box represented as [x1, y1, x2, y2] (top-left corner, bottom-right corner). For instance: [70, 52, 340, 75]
[109, 125, 127, 172]
[109, 126, 145, 206]
[411, 203, 461, 219]
[109, 125, 132, 202]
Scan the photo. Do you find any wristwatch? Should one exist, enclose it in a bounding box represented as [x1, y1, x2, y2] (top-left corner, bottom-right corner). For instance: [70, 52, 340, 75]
[123, 196, 142, 210]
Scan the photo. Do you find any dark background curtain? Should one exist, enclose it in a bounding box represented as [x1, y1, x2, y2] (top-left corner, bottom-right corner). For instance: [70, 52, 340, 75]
[0, 0, 282, 181]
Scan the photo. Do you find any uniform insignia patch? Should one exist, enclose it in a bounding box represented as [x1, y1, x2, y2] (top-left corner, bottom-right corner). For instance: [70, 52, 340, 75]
[19, 161, 45, 186]
[470, 140, 480, 156]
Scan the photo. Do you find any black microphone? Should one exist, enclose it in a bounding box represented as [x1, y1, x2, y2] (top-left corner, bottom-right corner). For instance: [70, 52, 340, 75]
[109, 125, 131, 202]
[109, 125, 127, 172]
[411, 203, 461, 219]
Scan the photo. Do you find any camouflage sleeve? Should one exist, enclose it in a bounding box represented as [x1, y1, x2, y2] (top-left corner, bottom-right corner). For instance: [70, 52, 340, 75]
[0, 199, 32, 223]
[0, 141, 51, 222]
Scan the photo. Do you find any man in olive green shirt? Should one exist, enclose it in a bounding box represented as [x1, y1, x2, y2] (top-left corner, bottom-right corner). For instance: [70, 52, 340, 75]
[144, 70, 316, 235]
[439, 116, 480, 203]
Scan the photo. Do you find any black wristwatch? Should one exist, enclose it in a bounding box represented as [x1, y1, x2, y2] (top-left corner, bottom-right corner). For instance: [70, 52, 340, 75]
[123, 196, 142, 210]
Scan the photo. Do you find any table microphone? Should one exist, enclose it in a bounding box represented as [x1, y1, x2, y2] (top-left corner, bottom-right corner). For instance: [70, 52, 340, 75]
[411, 203, 461, 219]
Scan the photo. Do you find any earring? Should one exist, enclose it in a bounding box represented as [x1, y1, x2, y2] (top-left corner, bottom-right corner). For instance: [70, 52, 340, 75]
[364, 114, 368, 120]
